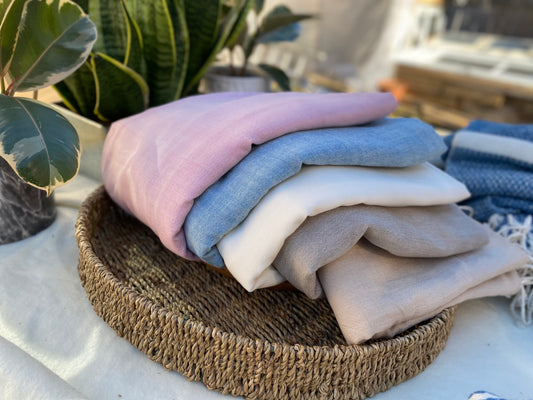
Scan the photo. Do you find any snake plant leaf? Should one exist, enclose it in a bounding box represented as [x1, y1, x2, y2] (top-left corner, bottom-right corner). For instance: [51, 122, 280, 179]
[183, 0, 221, 88]
[91, 52, 148, 122]
[0, 0, 26, 77]
[126, 0, 187, 105]
[0, 94, 80, 195]
[54, 60, 98, 120]
[120, 0, 144, 75]
[257, 5, 313, 41]
[166, 0, 188, 101]
[88, 0, 128, 62]
[258, 63, 290, 91]
[184, 0, 254, 94]
[6, 0, 97, 94]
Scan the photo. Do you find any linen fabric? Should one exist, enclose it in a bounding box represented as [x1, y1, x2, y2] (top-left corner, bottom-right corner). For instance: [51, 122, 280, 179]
[217, 162, 471, 291]
[101, 91, 397, 260]
[185, 117, 447, 267]
[444, 121, 533, 221]
[319, 226, 526, 344]
[273, 204, 489, 299]
[0, 336, 88, 400]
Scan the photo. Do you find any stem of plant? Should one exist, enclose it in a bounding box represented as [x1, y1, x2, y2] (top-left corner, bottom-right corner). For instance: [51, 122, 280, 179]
[33, 90, 38, 100]
[0, 76, 5, 95]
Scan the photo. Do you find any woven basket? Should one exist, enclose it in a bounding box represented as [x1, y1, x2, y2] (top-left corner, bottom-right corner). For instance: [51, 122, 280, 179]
[75, 186, 456, 400]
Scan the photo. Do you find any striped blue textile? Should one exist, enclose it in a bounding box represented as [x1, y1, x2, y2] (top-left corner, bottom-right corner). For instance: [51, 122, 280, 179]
[444, 120, 533, 222]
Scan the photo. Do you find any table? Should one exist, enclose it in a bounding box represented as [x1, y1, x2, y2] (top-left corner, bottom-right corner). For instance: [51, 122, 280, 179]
[1, 173, 532, 400]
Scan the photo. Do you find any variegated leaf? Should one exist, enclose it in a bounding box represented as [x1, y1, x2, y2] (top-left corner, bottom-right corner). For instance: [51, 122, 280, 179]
[7, 0, 97, 93]
[0, 94, 80, 194]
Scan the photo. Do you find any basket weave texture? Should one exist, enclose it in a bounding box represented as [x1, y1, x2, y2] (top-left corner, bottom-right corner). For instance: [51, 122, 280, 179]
[75, 186, 456, 400]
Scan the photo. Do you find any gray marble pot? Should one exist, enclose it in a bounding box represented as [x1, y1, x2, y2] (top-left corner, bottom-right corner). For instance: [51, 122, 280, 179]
[0, 157, 56, 244]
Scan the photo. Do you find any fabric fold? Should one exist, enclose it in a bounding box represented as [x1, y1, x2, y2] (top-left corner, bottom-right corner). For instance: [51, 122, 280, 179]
[185, 117, 447, 267]
[319, 226, 526, 344]
[273, 204, 489, 299]
[102, 91, 397, 260]
[217, 162, 471, 291]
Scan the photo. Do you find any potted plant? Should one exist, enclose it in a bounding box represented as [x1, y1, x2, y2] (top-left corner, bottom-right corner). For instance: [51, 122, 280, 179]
[203, 1, 314, 92]
[53, 0, 256, 124]
[0, 0, 97, 244]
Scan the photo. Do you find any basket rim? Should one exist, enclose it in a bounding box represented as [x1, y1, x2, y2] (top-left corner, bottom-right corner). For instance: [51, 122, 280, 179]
[75, 185, 455, 356]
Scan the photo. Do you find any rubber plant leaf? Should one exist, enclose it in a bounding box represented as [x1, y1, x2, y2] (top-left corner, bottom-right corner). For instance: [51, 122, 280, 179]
[184, 0, 254, 94]
[257, 5, 313, 42]
[54, 60, 98, 120]
[69, 0, 87, 13]
[91, 52, 148, 122]
[0, 0, 27, 77]
[0, 94, 80, 195]
[126, 0, 187, 105]
[183, 0, 221, 87]
[6, 0, 97, 94]
[258, 63, 290, 91]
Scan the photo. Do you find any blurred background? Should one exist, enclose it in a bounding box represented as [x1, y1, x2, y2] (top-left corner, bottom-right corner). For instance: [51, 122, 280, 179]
[242, 0, 533, 129]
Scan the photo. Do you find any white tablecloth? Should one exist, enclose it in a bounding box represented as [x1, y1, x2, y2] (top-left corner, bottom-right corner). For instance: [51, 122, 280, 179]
[1, 174, 532, 400]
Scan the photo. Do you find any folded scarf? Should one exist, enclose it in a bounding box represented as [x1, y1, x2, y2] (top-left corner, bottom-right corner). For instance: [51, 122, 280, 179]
[320, 226, 525, 344]
[217, 163, 471, 291]
[185, 117, 447, 267]
[101, 91, 397, 260]
[444, 121, 533, 221]
[274, 204, 489, 299]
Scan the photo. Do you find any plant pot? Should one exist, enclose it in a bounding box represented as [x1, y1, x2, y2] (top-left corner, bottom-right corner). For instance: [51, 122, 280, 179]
[202, 65, 271, 93]
[0, 157, 56, 244]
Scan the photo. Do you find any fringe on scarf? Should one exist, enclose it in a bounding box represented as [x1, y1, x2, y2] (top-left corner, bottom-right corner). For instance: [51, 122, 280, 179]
[486, 214, 533, 325]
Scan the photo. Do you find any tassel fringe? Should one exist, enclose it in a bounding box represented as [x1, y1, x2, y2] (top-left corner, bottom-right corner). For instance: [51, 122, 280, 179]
[487, 214, 533, 325]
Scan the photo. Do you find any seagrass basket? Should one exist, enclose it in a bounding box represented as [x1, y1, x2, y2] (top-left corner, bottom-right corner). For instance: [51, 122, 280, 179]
[75, 186, 456, 400]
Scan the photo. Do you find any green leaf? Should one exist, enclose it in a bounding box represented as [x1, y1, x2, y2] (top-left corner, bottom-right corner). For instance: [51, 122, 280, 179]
[224, 0, 253, 49]
[120, 0, 144, 75]
[183, 0, 253, 94]
[53, 60, 98, 119]
[69, 0, 87, 13]
[0, 0, 27, 77]
[258, 6, 313, 39]
[258, 63, 290, 91]
[88, 0, 128, 62]
[0, 94, 80, 194]
[183, 0, 221, 88]
[91, 52, 148, 122]
[166, 0, 188, 101]
[53, 80, 81, 114]
[7, 0, 97, 93]
[126, 0, 187, 105]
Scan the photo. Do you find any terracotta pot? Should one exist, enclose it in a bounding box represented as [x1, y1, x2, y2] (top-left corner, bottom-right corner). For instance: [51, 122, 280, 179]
[203, 66, 270, 93]
[0, 157, 56, 244]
